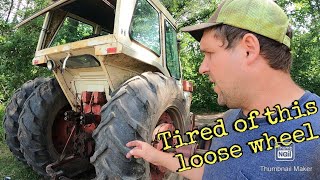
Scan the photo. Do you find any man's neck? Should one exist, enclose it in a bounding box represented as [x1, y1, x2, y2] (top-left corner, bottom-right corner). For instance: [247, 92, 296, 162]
[241, 72, 305, 116]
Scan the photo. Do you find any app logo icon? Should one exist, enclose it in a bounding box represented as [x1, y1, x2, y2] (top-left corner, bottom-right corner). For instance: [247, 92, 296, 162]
[275, 142, 295, 161]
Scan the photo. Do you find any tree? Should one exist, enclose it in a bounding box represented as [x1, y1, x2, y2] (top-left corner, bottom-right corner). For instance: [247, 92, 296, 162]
[162, 0, 320, 112]
[5, 0, 14, 23]
[277, 0, 320, 95]
[0, 0, 50, 102]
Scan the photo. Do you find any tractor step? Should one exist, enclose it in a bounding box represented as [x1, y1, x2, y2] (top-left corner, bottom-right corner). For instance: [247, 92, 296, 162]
[46, 155, 94, 180]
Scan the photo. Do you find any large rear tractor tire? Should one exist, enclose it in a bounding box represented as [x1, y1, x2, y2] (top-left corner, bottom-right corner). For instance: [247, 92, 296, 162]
[3, 77, 49, 162]
[18, 78, 70, 176]
[90, 72, 188, 180]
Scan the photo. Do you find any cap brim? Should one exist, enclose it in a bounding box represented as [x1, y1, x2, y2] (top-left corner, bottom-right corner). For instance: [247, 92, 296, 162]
[181, 22, 222, 42]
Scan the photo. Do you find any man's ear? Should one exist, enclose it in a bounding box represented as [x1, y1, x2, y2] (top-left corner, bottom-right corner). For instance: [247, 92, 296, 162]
[239, 33, 260, 65]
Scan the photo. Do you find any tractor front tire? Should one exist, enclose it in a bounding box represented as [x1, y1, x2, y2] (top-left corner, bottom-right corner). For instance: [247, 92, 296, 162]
[3, 77, 49, 162]
[90, 72, 188, 179]
[18, 78, 69, 176]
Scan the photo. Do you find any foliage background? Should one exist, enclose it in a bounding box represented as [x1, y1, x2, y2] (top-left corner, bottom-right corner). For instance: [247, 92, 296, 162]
[0, 0, 319, 178]
[0, 0, 319, 113]
[164, 0, 320, 112]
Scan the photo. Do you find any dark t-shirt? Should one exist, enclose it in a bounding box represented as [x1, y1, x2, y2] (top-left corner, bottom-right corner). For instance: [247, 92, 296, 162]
[202, 91, 320, 180]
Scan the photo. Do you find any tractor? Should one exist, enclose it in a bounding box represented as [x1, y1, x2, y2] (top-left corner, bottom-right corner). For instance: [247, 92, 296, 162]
[3, 0, 197, 179]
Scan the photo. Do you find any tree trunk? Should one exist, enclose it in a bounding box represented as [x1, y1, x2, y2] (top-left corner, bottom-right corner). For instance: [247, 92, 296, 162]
[12, 0, 22, 23]
[23, 0, 31, 19]
[315, 0, 320, 16]
[5, 0, 15, 23]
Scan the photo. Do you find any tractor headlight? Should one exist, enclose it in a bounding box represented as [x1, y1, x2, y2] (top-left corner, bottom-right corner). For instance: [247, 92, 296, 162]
[47, 60, 56, 71]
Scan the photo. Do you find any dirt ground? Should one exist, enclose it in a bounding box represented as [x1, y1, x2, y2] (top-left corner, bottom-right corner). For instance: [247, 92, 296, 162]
[194, 112, 225, 126]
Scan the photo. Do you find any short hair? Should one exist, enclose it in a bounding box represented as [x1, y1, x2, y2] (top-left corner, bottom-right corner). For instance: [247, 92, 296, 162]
[212, 25, 293, 72]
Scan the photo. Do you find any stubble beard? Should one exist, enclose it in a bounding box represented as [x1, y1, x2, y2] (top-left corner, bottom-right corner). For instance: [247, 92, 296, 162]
[217, 89, 240, 109]
[217, 91, 227, 106]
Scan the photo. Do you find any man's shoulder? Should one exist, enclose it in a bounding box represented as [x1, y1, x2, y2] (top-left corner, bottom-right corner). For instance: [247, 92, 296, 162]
[223, 109, 241, 120]
[300, 91, 320, 118]
[301, 91, 320, 103]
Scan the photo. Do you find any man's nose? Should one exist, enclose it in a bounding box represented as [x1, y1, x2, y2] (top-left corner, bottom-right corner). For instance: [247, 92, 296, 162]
[199, 59, 209, 74]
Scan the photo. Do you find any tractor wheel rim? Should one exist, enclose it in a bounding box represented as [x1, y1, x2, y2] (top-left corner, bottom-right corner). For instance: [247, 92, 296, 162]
[151, 111, 178, 180]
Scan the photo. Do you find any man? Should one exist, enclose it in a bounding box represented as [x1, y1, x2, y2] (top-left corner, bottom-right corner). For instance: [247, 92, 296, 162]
[126, 0, 320, 179]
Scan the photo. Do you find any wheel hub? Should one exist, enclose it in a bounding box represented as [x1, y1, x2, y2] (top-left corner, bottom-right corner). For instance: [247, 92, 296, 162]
[151, 112, 178, 180]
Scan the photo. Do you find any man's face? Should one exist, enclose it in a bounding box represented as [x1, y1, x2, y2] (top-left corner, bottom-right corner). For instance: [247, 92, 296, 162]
[199, 29, 246, 108]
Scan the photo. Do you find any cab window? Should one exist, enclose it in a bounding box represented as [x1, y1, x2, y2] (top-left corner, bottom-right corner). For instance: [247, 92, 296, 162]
[130, 0, 161, 55]
[50, 17, 94, 47]
[165, 20, 180, 79]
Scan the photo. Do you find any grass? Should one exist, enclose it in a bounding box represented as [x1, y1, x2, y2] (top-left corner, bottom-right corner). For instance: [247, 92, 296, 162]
[0, 104, 4, 143]
[0, 103, 41, 180]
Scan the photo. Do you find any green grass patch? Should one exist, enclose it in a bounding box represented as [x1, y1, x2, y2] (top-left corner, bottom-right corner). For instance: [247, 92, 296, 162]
[0, 104, 4, 143]
[0, 104, 40, 179]
[0, 142, 41, 179]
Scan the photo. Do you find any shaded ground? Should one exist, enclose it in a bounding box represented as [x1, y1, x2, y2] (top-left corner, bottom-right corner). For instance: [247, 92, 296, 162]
[195, 112, 225, 126]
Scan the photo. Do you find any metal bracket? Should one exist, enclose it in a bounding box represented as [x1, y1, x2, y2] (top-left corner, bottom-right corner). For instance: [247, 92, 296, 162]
[62, 52, 71, 73]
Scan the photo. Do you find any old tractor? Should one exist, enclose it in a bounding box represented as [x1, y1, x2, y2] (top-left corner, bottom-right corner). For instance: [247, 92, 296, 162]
[3, 0, 196, 179]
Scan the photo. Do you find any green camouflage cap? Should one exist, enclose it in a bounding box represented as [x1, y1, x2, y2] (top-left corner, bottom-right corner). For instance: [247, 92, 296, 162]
[181, 0, 291, 48]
